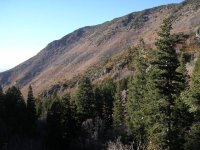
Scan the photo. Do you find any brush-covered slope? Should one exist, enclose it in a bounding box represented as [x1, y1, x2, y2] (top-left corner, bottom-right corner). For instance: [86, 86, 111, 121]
[1, 0, 200, 96]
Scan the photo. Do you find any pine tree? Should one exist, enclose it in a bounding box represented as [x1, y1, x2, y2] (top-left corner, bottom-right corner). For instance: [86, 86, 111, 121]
[102, 79, 116, 130]
[177, 53, 189, 91]
[46, 94, 78, 149]
[26, 85, 37, 135]
[183, 54, 200, 117]
[113, 83, 124, 125]
[94, 86, 103, 118]
[184, 124, 200, 150]
[146, 18, 186, 149]
[174, 53, 193, 149]
[76, 76, 95, 120]
[182, 55, 200, 150]
[126, 39, 148, 147]
[61, 94, 77, 145]
[5, 86, 26, 134]
[46, 99, 64, 150]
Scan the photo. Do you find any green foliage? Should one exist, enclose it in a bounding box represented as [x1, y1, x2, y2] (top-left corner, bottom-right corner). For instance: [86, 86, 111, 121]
[181, 54, 200, 150]
[145, 18, 189, 149]
[76, 76, 95, 120]
[26, 85, 37, 135]
[183, 54, 200, 115]
[5, 86, 27, 134]
[184, 124, 200, 150]
[126, 39, 148, 147]
[94, 86, 104, 118]
[177, 53, 189, 91]
[101, 79, 116, 130]
[61, 94, 78, 145]
[46, 99, 64, 149]
[46, 94, 78, 149]
[113, 83, 124, 125]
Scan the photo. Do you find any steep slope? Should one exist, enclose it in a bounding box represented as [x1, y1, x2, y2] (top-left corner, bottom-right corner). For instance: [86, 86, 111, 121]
[1, 0, 200, 96]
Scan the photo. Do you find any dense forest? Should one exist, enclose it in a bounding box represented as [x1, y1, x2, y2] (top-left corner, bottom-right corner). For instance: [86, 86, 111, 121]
[0, 19, 200, 150]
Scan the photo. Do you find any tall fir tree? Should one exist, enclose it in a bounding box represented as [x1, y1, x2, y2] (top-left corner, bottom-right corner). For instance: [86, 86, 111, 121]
[126, 39, 148, 147]
[145, 18, 187, 149]
[46, 99, 64, 150]
[174, 53, 193, 149]
[26, 85, 37, 135]
[61, 94, 78, 145]
[5, 86, 26, 134]
[182, 54, 200, 150]
[47, 94, 78, 149]
[76, 76, 95, 120]
[183, 54, 200, 118]
[177, 53, 189, 91]
[94, 86, 104, 118]
[113, 82, 124, 126]
[102, 79, 116, 130]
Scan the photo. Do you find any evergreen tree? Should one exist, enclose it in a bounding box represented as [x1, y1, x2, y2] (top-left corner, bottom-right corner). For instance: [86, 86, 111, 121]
[5, 86, 26, 134]
[47, 94, 78, 149]
[101, 79, 116, 130]
[174, 53, 193, 149]
[46, 99, 64, 150]
[113, 82, 124, 125]
[177, 53, 189, 91]
[61, 94, 77, 145]
[183, 54, 200, 118]
[184, 124, 200, 150]
[182, 55, 200, 150]
[76, 76, 95, 120]
[94, 86, 103, 118]
[26, 85, 37, 135]
[146, 18, 186, 149]
[126, 39, 148, 147]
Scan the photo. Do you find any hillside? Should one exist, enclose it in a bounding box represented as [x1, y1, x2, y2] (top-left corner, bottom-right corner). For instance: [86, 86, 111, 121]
[1, 0, 200, 96]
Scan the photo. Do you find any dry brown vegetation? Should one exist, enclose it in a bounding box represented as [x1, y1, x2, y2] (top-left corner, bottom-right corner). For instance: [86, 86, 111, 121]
[0, 0, 200, 97]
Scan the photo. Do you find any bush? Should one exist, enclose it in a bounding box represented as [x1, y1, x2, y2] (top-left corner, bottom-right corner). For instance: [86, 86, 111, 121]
[106, 137, 133, 150]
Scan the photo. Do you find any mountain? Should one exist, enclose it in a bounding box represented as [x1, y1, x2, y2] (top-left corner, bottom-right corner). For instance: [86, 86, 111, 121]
[1, 0, 200, 96]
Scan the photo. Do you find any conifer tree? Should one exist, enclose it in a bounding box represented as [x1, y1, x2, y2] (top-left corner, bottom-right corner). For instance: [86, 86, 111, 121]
[76, 76, 95, 120]
[102, 79, 116, 129]
[46, 99, 64, 150]
[94, 86, 103, 118]
[5, 86, 26, 134]
[126, 39, 148, 146]
[174, 53, 193, 149]
[61, 94, 77, 145]
[182, 55, 200, 149]
[113, 83, 124, 125]
[146, 18, 186, 149]
[177, 53, 189, 91]
[183, 54, 200, 117]
[26, 85, 37, 135]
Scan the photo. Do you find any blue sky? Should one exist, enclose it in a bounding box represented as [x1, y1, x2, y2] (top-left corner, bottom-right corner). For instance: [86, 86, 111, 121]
[0, 0, 183, 72]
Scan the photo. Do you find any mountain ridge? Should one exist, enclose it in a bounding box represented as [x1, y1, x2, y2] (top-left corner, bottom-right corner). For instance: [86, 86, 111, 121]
[1, 0, 200, 96]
